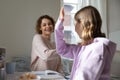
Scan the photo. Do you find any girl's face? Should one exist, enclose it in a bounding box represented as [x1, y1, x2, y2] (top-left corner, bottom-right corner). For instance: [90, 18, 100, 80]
[75, 20, 83, 38]
[40, 18, 53, 36]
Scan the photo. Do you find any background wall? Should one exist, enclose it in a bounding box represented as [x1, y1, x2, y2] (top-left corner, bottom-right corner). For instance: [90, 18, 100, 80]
[108, 0, 120, 51]
[0, 0, 60, 60]
[108, 0, 120, 78]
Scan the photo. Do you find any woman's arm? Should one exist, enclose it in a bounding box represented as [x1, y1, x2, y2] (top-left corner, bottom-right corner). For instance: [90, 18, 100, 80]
[55, 8, 79, 59]
[31, 34, 56, 62]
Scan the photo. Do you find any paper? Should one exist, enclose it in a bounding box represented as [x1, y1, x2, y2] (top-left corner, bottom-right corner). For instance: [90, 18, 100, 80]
[32, 70, 65, 79]
[64, 4, 73, 12]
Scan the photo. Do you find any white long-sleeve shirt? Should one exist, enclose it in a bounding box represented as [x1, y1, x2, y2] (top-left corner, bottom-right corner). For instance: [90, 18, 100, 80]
[31, 34, 63, 73]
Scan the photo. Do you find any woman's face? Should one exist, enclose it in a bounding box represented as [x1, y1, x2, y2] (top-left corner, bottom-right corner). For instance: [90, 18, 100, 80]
[40, 18, 54, 36]
[75, 20, 83, 38]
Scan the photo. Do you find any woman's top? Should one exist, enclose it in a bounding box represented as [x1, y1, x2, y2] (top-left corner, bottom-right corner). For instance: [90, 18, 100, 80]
[55, 19, 116, 80]
[31, 34, 63, 73]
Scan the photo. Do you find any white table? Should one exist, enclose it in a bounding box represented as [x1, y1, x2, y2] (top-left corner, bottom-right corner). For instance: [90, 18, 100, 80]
[6, 70, 66, 80]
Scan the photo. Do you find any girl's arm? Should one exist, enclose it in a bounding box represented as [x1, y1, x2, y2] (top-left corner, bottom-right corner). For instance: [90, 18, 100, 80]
[55, 8, 80, 59]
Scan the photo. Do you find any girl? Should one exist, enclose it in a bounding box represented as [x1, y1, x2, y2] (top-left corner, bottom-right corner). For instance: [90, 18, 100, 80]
[55, 6, 116, 80]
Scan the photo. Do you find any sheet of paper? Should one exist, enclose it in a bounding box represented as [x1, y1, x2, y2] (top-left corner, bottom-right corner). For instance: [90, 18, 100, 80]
[64, 4, 73, 12]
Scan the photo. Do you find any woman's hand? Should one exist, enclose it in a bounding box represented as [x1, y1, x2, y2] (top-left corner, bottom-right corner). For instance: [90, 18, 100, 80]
[30, 56, 39, 68]
[59, 7, 64, 21]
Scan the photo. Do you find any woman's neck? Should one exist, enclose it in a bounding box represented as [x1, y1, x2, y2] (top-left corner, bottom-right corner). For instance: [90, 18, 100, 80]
[41, 34, 51, 40]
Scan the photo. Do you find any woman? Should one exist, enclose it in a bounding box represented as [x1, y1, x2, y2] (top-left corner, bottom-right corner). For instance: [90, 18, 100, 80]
[55, 6, 116, 80]
[31, 15, 63, 73]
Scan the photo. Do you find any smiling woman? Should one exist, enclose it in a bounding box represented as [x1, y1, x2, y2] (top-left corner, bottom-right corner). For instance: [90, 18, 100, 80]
[0, 0, 60, 62]
[31, 15, 63, 74]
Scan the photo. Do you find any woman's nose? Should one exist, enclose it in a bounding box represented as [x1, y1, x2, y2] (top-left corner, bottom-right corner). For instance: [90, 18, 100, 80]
[46, 24, 52, 28]
[46, 24, 50, 27]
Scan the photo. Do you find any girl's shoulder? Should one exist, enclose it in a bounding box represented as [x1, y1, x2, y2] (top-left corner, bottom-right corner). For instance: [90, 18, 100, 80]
[92, 37, 116, 54]
[93, 37, 116, 46]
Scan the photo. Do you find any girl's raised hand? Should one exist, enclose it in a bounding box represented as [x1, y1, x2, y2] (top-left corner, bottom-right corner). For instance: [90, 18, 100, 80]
[59, 7, 64, 21]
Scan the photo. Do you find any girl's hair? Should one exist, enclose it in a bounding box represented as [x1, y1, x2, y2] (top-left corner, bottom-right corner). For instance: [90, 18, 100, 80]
[74, 5, 106, 45]
[36, 15, 55, 34]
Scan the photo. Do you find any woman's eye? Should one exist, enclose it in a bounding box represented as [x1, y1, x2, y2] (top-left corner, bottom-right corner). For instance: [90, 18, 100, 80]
[43, 24, 46, 26]
[42, 23, 53, 27]
[48, 23, 52, 26]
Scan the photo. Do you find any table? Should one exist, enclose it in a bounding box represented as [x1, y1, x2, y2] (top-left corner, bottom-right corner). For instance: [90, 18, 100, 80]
[6, 70, 66, 80]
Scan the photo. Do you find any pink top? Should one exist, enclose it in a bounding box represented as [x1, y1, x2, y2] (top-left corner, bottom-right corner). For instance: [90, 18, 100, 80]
[31, 34, 63, 73]
[55, 19, 116, 80]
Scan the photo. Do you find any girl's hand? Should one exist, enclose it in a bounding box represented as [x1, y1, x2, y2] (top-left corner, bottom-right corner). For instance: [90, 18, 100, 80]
[59, 7, 64, 21]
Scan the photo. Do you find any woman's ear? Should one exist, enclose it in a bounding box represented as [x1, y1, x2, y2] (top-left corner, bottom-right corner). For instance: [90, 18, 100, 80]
[39, 27, 42, 34]
[52, 29, 54, 32]
[39, 27, 42, 30]
[51, 26, 54, 32]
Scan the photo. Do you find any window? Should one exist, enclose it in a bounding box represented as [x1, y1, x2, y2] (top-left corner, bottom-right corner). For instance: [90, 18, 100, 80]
[62, 0, 107, 44]
[62, 0, 81, 44]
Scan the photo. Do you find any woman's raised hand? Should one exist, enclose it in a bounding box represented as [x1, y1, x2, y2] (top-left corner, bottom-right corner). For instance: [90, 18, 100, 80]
[59, 7, 64, 21]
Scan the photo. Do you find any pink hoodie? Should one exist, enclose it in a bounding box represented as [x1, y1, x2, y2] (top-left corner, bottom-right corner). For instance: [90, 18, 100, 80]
[55, 19, 116, 80]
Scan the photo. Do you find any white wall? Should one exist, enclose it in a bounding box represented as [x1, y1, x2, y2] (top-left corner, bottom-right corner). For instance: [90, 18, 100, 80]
[111, 51, 120, 76]
[108, 0, 120, 51]
[0, 0, 60, 60]
[108, 0, 120, 77]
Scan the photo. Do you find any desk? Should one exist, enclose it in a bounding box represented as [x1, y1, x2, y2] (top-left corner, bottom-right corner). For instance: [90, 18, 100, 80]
[6, 70, 66, 80]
